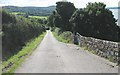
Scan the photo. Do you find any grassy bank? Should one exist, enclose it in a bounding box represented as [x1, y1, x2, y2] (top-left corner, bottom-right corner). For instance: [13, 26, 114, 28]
[52, 32, 69, 43]
[2, 32, 46, 74]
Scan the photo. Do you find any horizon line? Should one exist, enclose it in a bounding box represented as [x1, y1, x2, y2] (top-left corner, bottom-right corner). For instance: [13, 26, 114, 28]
[2, 5, 120, 8]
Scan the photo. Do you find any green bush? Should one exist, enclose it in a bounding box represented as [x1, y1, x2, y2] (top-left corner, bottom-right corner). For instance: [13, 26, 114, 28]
[59, 31, 73, 43]
[2, 10, 45, 61]
[54, 28, 61, 35]
[70, 2, 119, 42]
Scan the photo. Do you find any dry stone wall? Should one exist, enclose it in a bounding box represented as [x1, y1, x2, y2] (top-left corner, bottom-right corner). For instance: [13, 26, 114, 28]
[75, 33, 119, 63]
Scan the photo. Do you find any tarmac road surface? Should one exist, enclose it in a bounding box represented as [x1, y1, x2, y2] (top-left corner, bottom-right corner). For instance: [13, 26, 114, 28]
[15, 30, 118, 73]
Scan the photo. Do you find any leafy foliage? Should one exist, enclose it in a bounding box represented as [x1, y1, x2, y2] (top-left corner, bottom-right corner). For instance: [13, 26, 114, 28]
[47, 13, 55, 27]
[48, 1, 76, 31]
[2, 10, 45, 60]
[56, 1, 76, 31]
[70, 2, 119, 42]
[2, 10, 16, 24]
[48, 2, 120, 42]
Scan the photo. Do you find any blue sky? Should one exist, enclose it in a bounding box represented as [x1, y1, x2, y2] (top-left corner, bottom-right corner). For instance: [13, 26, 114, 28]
[0, 0, 120, 8]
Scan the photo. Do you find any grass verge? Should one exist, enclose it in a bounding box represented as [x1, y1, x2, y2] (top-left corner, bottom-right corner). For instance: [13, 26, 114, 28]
[52, 32, 69, 43]
[2, 32, 46, 74]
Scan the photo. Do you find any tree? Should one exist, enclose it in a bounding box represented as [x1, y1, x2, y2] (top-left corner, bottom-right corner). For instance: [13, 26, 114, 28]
[2, 10, 16, 24]
[70, 2, 119, 42]
[55, 1, 76, 31]
[70, 9, 90, 35]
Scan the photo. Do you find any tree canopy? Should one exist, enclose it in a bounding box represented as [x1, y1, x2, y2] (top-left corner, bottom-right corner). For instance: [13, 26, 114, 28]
[49, 1, 76, 31]
[48, 2, 120, 42]
[70, 2, 119, 42]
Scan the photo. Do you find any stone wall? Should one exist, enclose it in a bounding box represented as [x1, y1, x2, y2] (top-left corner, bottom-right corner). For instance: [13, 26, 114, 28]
[75, 33, 119, 63]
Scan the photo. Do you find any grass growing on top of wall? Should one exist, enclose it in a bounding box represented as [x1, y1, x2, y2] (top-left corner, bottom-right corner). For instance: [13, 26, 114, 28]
[2, 32, 46, 74]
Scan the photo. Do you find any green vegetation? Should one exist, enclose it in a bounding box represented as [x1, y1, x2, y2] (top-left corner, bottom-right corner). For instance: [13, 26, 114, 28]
[2, 10, 16, 24]
[52, 32, 69, 43]
[2, 32, 46, 74]
[48, 1, 120, 42]
[29, 16, 48, 19]
[2, 10, 46, 61]
[1, 8, 48, 74]
[70, 2, 119, 42]
[48, 1, 76, 31]
[52, 28, 73, 43]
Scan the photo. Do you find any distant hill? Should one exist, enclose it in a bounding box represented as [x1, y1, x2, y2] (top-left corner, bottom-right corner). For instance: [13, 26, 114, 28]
[2, 6, 56, 16]
[3, 6, 119, 16]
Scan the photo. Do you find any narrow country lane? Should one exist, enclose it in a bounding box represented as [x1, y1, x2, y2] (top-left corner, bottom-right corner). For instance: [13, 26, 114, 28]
[15, 30, 118, 73]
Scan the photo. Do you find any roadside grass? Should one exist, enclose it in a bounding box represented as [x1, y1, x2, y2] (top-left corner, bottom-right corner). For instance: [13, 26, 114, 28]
[29, 16, 48, 19]
[52, 32, 69, 43]
[2, 32, 46, 74]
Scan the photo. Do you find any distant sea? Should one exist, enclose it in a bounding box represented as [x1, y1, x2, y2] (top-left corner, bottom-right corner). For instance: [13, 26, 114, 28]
[109, 8, 120, 26]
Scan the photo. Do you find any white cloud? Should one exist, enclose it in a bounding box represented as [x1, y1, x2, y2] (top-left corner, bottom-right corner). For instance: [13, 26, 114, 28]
[0, 0, 119, 7]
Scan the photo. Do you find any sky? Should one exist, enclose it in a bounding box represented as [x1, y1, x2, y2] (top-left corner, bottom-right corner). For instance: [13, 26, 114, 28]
[0, 0, 120, 8]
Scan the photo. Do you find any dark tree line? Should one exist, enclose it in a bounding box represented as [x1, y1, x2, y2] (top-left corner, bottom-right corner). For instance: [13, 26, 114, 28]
[2, 10, 45, 60]
[48, 1, 120, 42]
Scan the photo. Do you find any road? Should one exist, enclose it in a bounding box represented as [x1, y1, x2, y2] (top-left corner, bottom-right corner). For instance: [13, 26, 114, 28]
[15, 30, 118, 73]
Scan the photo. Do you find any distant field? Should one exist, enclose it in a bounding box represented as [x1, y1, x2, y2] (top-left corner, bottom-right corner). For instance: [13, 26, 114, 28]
[10, 12, 26, 15]
[10, 12, 48, 19]
[29, 16, 48, 19]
